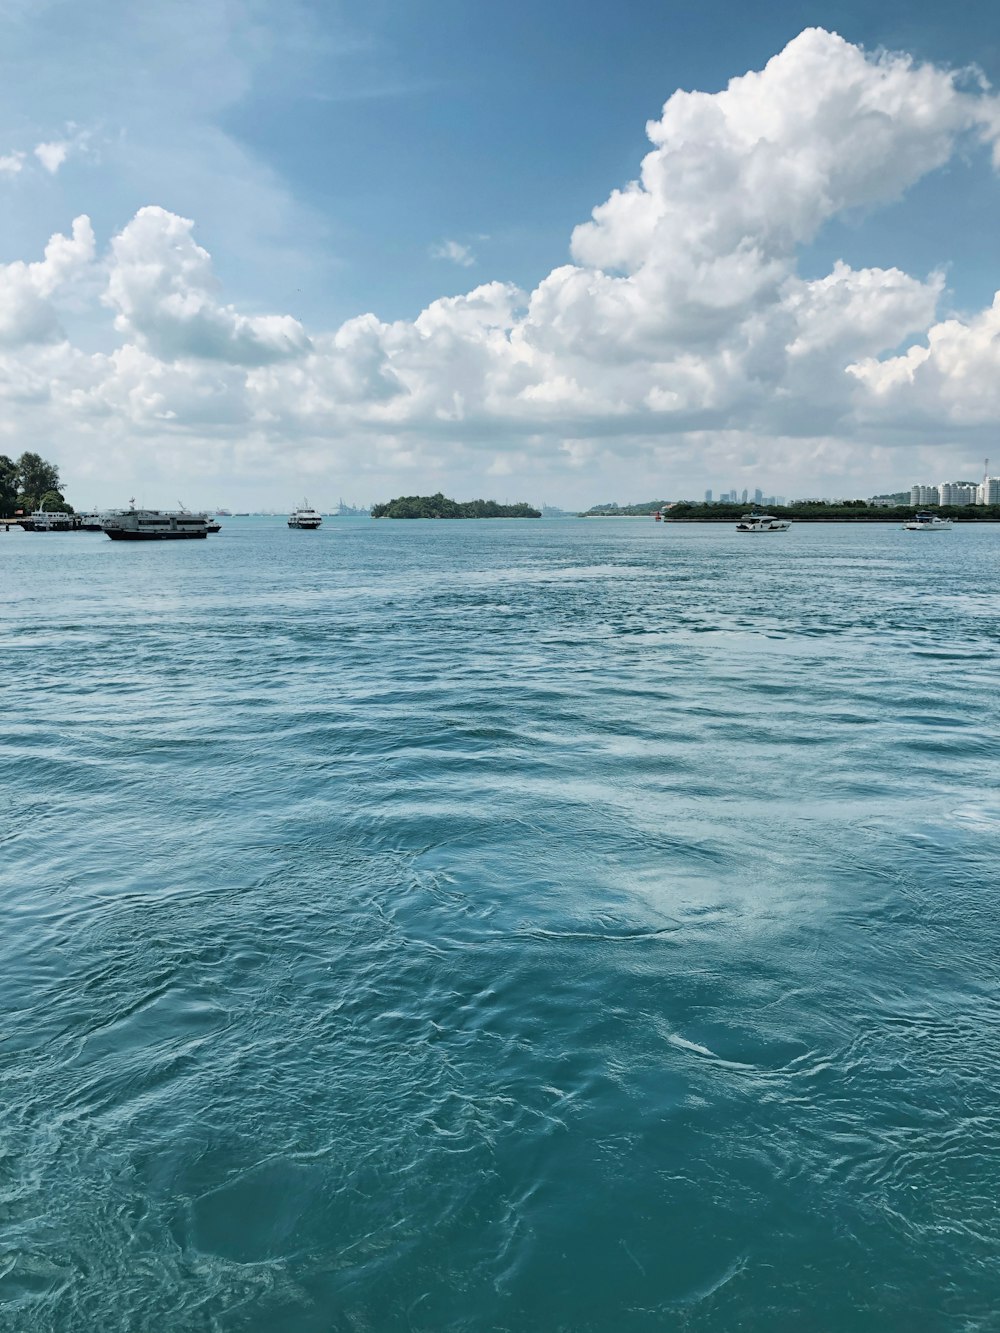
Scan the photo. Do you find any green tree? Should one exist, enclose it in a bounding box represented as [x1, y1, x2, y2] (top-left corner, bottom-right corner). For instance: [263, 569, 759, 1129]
[0, 454, 17, 515]
[16, 451, 66, 512]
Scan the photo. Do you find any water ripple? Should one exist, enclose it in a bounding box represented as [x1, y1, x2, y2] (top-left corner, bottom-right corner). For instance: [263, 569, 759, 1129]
[2, 519, 999, 1331]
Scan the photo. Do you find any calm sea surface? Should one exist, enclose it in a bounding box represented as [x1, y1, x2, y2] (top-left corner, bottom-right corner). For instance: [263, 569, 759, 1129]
[2, 516, 999, 1332]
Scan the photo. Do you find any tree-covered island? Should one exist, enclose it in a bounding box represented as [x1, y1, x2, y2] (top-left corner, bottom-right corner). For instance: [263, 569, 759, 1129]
[371, 492, 541, 518]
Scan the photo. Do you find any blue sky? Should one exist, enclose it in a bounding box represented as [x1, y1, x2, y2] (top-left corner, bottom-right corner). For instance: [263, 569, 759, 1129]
[3, 0, 1000, 507]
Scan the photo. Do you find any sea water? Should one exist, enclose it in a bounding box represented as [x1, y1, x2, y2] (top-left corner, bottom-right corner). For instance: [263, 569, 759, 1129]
[1, 517, 998, 1332]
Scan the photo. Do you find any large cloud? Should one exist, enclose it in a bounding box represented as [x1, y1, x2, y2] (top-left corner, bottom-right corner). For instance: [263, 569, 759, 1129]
[105, 207, 311, 365]
[4, 27, 1000, 499]
[0, 215, 95, 347]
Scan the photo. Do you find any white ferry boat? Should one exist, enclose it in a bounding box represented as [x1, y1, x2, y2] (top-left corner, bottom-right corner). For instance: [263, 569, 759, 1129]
[102, 502, 211, 540]
[735, 512, 791, 532]
[288, 501, 322, 529]
[903, 512, 952, 531]
[21, 505, 82, 532]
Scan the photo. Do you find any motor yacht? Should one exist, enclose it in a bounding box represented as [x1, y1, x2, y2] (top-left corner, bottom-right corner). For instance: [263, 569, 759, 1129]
[735, 512, 791, 532]
[902, 512, 952, 531]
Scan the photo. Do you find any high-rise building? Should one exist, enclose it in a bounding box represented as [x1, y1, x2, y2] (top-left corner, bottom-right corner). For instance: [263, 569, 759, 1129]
[741, 489, 748, 504]
[753, 488, 763, 505]
[939, 482, 977, 505]
[979, 477, 1000, 504]
[704, 489, 712, 504]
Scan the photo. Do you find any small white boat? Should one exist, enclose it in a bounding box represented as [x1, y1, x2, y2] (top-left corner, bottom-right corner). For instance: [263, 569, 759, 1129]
[903, 512, 952, 531]
[288, 501, 322, 529]
[735, 512, 791, 532]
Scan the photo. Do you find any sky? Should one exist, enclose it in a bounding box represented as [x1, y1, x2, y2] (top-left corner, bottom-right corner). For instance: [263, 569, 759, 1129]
[3, 0, 1000, 510]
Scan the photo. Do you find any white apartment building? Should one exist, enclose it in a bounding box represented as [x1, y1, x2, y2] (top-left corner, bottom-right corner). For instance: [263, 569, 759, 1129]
[939, 482, 978, 505]
[979, 477, 1000, 504]
[910, 481, 983, 505]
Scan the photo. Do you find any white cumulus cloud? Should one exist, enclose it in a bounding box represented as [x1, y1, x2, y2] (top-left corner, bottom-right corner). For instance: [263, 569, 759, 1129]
[105, 206, 312, 365]
[0, 215, 95, 347]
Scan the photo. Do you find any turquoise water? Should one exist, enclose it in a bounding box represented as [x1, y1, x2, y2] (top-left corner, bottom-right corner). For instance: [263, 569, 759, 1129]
[2, 517, 998, 1331]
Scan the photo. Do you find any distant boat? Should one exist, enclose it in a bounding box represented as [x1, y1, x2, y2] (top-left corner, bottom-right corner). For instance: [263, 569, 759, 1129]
[288, 501, 322, 530]
[903, 512, 952, 531]
[215, 508, 232, 516]
[735, 512, 791, 532]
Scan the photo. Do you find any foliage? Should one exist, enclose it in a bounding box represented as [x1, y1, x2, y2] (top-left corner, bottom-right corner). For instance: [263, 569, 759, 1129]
[0, 455, 17, 515]
[4, 451, 73, 514]
[371, 492, 541, 518]
[39, 489, 74, 514]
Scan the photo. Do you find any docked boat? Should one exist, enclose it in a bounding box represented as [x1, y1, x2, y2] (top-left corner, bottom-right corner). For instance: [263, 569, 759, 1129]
[102, 502, 211, 540]
[735, 512, 791, 532]
[903, 512, 952, 531]
[288, 501, 322, 529]
[20, 506, 82, 532]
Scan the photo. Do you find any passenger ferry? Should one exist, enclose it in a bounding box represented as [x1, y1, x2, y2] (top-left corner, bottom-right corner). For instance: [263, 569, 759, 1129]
[20, 505, 82, 532]
[288, 501, 322, 529]
[102, 502, 211, 540]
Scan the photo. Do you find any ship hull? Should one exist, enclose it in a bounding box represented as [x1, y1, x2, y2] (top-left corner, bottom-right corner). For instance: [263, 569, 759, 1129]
[105, 530, 209, 540]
